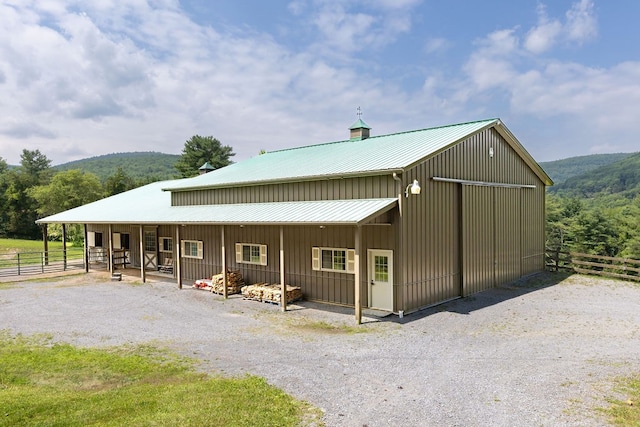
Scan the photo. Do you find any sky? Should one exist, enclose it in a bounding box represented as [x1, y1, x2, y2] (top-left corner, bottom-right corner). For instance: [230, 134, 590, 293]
[0, 0, 639, 166]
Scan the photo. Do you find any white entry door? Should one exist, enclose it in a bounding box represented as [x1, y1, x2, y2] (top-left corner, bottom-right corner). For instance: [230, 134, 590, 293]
[368, 250, 394, 311]
[144, 228, 157, 270]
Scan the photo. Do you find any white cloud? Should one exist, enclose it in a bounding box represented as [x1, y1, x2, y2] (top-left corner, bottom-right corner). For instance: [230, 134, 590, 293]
[524, 3, 562, 54]
[424, 37, 451, 54]
[565, 0, 597, 43]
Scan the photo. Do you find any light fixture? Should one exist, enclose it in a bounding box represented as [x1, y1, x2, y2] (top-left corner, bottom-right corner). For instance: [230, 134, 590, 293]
[405, 179, 421, 198]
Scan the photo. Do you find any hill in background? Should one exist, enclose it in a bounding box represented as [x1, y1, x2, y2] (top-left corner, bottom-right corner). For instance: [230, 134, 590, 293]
[548, 152, 640, 198]
[539, 153, 634, 186]
[54, 152, 180, 182]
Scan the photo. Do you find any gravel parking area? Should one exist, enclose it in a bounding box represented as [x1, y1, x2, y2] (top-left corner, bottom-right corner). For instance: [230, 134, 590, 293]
[2, 271, 639, 426]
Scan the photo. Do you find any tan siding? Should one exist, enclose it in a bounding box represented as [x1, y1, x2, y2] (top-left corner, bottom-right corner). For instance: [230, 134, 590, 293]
[171, 175, 397, 206]
[495, 188, 522, 284]
[462, 185, 495, 296]
[399, 127, 546, 312]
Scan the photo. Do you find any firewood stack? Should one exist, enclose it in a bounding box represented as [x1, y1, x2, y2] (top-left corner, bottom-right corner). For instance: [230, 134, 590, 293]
[193, 270, 245, 295]
[241, 283, 303, 304]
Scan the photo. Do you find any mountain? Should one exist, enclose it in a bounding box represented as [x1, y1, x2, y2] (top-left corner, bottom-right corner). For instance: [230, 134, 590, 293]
[540, 153, 634, 186]
[54, 152, 180, 182]
[548, 152, 640, 198]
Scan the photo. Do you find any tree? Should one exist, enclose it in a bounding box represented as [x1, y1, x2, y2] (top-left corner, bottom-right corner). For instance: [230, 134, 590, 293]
[29, 169, 104, 218]
[569, 209, 620, 257]
[20, 149, 52, 179]
[1, 150, 53, 239]
[174, 135, 234, 178]
[0, 157, 9, 236]
[104, 167, 136, 196]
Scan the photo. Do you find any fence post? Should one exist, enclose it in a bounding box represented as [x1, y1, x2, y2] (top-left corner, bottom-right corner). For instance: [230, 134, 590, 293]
[17, 253, 20, 275]
[554, 248, 560, 272]
[42, 252, 45, 273]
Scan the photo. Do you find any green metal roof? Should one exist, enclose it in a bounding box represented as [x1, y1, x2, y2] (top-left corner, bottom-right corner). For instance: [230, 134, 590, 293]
[349, 118, 371, 130]
[165, 118, 543, 192]
[36, 179, 397, 226]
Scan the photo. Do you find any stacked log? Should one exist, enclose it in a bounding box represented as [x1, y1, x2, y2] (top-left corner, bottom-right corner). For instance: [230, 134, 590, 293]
[241, 283, 303, 304]
[193, 270, 245, 295]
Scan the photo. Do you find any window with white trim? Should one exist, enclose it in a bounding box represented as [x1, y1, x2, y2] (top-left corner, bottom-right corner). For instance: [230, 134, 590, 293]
[312, 247, 355, 273]
[160, 237, 173, 253]
[181, 240, 203, 259]
[235, 243, 267, 266]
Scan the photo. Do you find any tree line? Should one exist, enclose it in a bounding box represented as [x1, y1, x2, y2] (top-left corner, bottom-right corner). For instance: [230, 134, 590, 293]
[0, 136, 234, 243]
[546, 193, 640, 259]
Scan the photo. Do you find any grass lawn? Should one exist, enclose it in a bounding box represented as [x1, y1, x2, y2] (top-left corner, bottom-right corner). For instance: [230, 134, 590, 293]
[0, 332, 321, 427]
[602, 375, 640, 426]
[0, 238, 83, 266]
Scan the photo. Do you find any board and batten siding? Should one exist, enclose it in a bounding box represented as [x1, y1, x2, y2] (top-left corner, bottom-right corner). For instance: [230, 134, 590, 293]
[176, 222, 395, 308]
[399, 127, 546, 312]
[86, 224, 140, 268]
[170, 174, 398, 206]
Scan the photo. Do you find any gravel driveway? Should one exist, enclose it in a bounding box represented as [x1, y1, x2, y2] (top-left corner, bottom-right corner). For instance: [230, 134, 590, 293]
[1, 271, 639, 426]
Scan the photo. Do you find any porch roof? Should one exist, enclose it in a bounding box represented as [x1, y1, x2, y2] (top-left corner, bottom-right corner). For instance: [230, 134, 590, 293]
[36, 180, 397, 226]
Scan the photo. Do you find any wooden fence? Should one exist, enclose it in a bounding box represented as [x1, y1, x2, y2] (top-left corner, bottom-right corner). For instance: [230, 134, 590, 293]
[545, 248, 640, 282]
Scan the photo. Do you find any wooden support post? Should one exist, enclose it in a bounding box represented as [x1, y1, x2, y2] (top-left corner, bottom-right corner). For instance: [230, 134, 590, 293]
[221, 226, 228, 299]
[42, 224, 49, 266]
[139, 226, 146, 283]
[354, 225, 362, 325]
[108, 224, 114, 276]
[84, 224, 89, 272]
[280, 226, 286, 313]
[62, 224, 67, 270]
[176, 225, 182, 289]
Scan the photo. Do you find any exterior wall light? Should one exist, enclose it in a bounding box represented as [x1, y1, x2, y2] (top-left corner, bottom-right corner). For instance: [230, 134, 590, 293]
[405, 179, 421, 198]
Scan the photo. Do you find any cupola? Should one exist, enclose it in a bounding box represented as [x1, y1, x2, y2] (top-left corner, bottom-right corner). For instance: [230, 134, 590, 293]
[349, 108, 371, 141]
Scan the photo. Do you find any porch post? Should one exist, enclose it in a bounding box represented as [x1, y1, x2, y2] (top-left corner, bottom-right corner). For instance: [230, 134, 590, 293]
[139, 226, 146, 283]
[176, 225, 182, 289]
[42, 224, 49, 266]
[221, 226, 228, 299]
[84, 224, 89, 272]
[62, 224, 67, 270]
[108, 224, 114, 276]
[280, 226, 286, 312]
[355, 225, 362, 325]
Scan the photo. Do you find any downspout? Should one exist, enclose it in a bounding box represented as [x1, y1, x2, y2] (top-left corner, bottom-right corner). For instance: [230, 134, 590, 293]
[392, 172, 404, 316]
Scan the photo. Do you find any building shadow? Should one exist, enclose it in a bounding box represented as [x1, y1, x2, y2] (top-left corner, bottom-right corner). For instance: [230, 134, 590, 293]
[389, 271, 573, 325]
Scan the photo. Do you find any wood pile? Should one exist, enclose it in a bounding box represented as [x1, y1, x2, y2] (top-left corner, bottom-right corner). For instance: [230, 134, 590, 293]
[241, 283, 303, 305]
[193, 270, 245, 295]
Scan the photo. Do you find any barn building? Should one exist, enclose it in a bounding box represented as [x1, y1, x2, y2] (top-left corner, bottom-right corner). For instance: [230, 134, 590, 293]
[37, 118, 553, 323]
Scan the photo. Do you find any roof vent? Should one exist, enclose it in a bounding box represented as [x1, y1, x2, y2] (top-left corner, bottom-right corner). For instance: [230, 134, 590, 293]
[198, 162, 215, 175]
[349, 108, 371, 141]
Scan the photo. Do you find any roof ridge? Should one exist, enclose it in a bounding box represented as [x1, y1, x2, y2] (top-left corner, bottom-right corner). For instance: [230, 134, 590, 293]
[265, 118, 498, 155]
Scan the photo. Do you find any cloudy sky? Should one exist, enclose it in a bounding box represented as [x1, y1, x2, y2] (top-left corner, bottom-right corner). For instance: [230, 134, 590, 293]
[1, 0, 638, 166]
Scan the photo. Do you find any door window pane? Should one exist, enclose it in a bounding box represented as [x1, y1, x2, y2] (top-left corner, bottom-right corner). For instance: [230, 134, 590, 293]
[374, 255, 389, 282]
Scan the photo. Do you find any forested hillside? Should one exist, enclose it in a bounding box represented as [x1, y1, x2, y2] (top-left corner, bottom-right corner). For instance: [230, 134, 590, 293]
[54, 152, 180, 182]
[545, 152, 640, 259]
[539, 152, 633, 185]
[549, 152, 640, 198]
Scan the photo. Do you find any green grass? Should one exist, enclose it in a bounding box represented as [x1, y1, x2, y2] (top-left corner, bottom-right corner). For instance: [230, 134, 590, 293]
[0, 238, 83, 266]
[602, 374, 640, 426]
[0, 331, 321, 427]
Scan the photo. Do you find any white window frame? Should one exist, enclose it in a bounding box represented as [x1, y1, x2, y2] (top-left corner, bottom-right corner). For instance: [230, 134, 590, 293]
[181, 240, 203, 259]
[235, 243, 267, 266]
[159, 237, 173, 253]
[312, 247, 355, 273]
